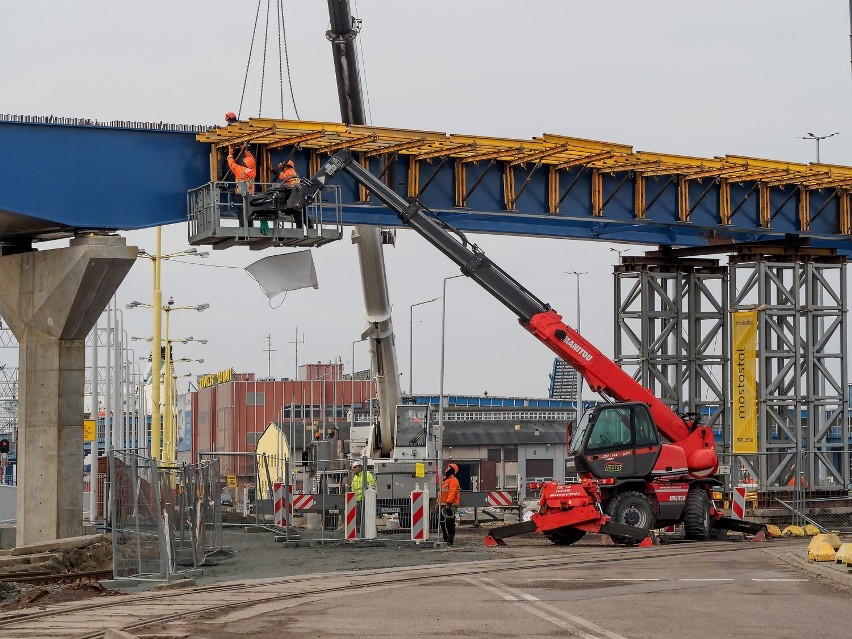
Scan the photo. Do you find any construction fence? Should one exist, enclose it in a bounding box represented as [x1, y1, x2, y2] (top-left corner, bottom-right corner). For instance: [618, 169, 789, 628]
[715, 450, 852, 531]
[108, 450, 222, 581]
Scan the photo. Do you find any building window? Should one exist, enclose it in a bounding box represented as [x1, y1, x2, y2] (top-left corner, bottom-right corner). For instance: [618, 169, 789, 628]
[487, 448, 502, 462]
[246, 392, 265, 406]
[504, 474, 518, 489]
[504, 446, 518, 462]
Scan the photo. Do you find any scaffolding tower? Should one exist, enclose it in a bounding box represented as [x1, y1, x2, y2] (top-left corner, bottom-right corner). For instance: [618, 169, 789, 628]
[614, 258, 728, 434]
[730, 252, 849, 491]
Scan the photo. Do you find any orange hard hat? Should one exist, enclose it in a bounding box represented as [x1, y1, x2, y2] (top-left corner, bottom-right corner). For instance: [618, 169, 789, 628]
[225, 112, 237, 122]
[446, 463, 459, 475]
[285, 159, 295, 167]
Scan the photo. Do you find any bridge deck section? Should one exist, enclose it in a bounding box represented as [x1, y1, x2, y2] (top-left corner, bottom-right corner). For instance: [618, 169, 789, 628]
[2, 115, 851, 253]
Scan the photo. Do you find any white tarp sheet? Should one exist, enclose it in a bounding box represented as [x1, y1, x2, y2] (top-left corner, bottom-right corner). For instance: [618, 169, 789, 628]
[245, 251, 319, 299]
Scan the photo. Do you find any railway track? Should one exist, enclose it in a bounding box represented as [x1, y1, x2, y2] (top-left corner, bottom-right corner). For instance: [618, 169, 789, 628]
[0, 542, 766, 639]
[0, 570, 113, 585]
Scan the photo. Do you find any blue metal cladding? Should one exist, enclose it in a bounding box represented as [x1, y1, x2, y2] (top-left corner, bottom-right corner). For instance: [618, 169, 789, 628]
[2, 121, 852, 255]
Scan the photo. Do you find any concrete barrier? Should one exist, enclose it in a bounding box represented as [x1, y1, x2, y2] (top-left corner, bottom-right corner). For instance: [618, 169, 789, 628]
[807, 537, 838, 562]
[782, 525, 805, 538]
[835, 543, 852, 567]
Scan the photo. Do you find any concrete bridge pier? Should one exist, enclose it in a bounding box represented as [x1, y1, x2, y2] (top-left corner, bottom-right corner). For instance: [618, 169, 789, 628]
[0, 235, 137, 545]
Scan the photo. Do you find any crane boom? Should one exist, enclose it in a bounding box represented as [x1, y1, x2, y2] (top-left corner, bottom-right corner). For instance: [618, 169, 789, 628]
[309, 150, 698, 447]
[326, 2, 400, 455]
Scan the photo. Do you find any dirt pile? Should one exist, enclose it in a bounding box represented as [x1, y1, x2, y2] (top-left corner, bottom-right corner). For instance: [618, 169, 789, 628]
[0, 579, 117, 610]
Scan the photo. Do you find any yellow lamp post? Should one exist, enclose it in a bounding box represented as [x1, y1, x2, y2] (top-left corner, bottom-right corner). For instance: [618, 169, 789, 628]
[135, 230, 207, 459]
[127, 293, 209, 462]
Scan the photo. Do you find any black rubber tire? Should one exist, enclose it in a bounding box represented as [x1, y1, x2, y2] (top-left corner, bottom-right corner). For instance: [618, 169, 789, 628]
[605, 491, 656, 540]
[546, 527, 586, 546]
[683, 488, 711, 540]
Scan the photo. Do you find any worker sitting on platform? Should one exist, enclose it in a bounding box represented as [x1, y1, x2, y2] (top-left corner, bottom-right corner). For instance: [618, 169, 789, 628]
[227, 144, 256, 196]
[269, 159, 312, 229]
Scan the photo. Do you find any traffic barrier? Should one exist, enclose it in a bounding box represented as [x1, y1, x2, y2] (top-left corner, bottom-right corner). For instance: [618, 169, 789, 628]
[345, 491, 356, 540]
[782, 525, 805, 538]
[291, 494, 315, 511]
[803, 524, 821, 537]
[835, 543, 852, 566]
[808, 534, 842, 561]
[731, 487, 746, 520]
[485, 491, 513, 507]
[273, 482, 290, 527]
[410, 490, 428, 542]
[766, 524, 783, 538]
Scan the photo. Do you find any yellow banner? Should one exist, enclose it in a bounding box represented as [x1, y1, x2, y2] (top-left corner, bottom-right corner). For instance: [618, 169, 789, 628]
[83, 419, 96, 442]
[732, 310, 758, 454]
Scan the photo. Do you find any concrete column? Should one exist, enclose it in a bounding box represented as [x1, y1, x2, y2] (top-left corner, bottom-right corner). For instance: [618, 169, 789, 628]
[0, 235, 137, 545]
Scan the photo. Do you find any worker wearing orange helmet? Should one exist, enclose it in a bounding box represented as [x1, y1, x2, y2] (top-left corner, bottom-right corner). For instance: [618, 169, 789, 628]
[439, 463, 460, 546]
[227, 144, 256, 196]
[274, 159, 300, 188]
[271, 159, 311, 229]
[225, 112, 238, 125]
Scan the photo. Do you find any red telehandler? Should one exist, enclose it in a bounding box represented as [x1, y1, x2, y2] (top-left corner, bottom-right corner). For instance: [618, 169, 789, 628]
[248, 149, 765, 545]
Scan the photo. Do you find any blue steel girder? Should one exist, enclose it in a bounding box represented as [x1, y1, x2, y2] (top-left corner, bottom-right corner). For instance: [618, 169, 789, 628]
[2, 117, 852, 255]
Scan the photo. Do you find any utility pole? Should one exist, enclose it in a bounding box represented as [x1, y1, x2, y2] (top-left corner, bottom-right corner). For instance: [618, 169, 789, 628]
[263, 334, 276, 379]
[289, 327, 304, 380]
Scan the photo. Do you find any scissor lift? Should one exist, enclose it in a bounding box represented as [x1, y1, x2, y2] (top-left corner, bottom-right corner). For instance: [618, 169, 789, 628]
[187, 181, 343, 250]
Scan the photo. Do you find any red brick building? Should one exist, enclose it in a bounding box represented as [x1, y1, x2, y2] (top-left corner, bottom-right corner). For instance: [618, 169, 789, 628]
[191, 363, 374, 456]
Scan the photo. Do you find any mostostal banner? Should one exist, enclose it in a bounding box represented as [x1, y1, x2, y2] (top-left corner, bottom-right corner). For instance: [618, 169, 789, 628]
[732, 310, 758, 454]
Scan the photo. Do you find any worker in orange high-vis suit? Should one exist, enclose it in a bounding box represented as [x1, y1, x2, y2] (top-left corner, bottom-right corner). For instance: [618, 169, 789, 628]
[439, 463, 460, 546]
[227, 144, 256, 196]
[271, 159, 311, 229]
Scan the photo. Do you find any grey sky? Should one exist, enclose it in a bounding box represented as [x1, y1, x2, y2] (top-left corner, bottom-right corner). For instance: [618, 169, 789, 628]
[2, 1, 851, 398]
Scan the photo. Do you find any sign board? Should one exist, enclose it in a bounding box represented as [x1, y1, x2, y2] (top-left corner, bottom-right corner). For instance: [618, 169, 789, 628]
[83, 419, 96, 442]
[227, 474, 237, 488]
[198, 368, 234, 389]
[415, 462, 425, 478]
[731, 310, 758, 454]
[717, 464, 731, 476]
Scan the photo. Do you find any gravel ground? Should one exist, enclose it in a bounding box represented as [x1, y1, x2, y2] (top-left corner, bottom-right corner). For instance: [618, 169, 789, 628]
[195, 524, 522, 584]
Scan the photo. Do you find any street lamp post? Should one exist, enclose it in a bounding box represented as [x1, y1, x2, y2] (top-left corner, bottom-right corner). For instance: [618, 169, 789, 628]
[409, 297, 439, 396]
[565, 271, 588, 408]
[136, 234, 208, 460]
[127, 297, 209, 462]
[438, 275, 465, 471]
[800, 132, 839, 163]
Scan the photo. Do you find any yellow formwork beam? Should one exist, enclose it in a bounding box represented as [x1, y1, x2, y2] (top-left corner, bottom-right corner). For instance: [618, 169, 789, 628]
[195, 118, 852, 191]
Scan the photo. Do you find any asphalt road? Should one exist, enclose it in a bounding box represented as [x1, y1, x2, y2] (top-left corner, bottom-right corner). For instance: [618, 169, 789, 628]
[178, 531, 849, 639]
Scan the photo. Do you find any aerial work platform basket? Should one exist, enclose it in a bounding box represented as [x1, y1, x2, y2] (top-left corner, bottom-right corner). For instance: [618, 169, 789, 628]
[187, 181, 343, 250]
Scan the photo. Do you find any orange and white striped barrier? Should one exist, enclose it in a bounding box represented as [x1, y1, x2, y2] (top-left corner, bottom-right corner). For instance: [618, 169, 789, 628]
[732, 486, 746, 520]
[273, 482, 291, 527]
[486, 491, 513, 507]
[291, 493, 315, 511]
[345, 491, 357, 540]
[410, 490, 428, 541]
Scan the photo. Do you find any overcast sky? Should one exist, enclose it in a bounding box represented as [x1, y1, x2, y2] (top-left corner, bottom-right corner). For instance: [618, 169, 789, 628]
[3, 1, 851, 399]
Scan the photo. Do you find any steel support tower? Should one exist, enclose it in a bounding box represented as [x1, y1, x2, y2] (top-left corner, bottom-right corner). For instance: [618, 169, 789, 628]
[730, 254, 849, 491]
[614, 259, 729, 435]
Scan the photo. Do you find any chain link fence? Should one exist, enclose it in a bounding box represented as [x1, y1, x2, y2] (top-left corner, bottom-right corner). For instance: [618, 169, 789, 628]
[197, 452, 287, 531]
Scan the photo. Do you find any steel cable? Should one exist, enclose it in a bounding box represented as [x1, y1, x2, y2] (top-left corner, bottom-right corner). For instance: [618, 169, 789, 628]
[238, 0, 264, 120]
[259, 0, 272, 116]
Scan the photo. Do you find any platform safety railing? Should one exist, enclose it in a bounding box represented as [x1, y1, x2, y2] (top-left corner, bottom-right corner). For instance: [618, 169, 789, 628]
[187, 181, 343, 244]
